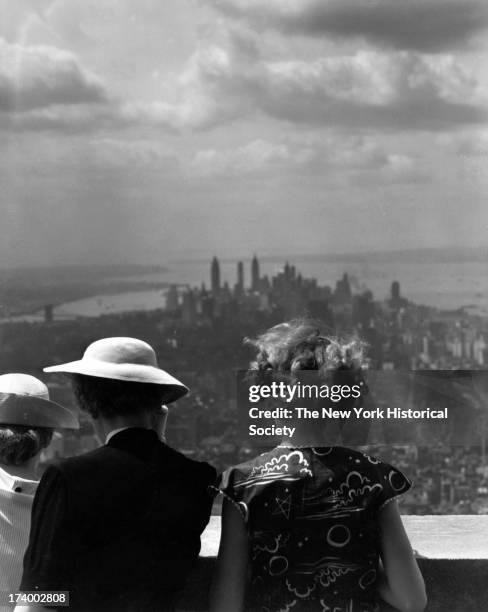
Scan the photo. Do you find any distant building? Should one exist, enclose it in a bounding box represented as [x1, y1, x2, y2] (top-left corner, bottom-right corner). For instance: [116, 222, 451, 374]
[473, 336, 486, 365]
[251, 254, 260, 292]
[222, 281, 231, 300]
[390, 280, 407, 308]
[284, 262, 292, 283]
[335, 273, 352, 303]
[236, 261, 244, 294]
[391, 281, 401, 302]
[200, 290, 215, 320]
[353, 291, 374, 329]
[182, 289, 197, 325]
[211, 256, 221, 296]
[307, 300, 334, 328]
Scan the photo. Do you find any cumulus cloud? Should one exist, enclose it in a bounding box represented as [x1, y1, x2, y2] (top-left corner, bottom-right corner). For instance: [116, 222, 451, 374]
[0, 38, 107, 113]
[2, 10, 486, 135]
[209, 0, 488, 52]
[119, 8, 488, 133]
[261, 52, 487, 129]
[0, 32, 252, 132]
[152, 39, 488, 131]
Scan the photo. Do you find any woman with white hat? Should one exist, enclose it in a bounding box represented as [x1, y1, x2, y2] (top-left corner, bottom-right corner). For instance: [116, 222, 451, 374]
[0, 373, 78, 601]
[18, 337, 216, 612]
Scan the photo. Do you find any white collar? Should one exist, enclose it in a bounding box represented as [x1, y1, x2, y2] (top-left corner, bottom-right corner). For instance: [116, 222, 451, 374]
[105, 426, 134, 444]
[0, 465, 38, 495]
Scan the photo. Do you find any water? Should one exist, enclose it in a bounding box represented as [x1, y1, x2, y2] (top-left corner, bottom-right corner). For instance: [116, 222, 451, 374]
[54, 289, 170, 317]
[4, 257, 488, 320]
[119, 258, 488, 313]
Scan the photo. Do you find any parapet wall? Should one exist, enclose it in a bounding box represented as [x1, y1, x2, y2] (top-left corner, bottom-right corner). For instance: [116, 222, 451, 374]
[176, 516, 488, 612]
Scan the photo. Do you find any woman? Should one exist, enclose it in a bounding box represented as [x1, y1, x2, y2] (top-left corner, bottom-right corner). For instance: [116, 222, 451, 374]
[18, 336, 217, 612]
[0, 373, 78, 600]
[211, 321, 426, 612]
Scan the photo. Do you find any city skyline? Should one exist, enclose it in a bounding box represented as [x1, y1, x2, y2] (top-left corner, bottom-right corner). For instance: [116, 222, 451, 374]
[1, 0, 488, 268]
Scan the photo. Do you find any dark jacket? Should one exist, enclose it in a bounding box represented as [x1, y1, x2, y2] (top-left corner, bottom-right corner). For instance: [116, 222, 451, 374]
[21, 428, 217, 611]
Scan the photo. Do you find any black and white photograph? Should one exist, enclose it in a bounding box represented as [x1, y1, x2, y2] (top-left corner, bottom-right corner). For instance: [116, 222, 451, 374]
[1, 1, 488, 611]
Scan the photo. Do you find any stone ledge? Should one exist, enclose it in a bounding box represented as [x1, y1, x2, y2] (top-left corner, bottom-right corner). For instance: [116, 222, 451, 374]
[176, 516, 488, 612]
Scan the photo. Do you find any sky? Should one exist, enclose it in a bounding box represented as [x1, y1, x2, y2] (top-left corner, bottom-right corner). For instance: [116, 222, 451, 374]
[1, 0, 488, 267]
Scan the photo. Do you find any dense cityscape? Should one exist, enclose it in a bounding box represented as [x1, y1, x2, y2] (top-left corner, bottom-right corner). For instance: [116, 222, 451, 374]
[1, 255, 488, 515]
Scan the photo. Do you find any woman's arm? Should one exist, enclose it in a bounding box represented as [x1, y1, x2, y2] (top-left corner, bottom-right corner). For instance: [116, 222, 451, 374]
[377, 500, 427, 612]
[209, 498, 248, 612]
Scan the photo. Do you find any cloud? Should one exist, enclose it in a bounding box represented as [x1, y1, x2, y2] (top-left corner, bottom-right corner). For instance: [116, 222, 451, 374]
[0, 37, 107, 113]
[186, 134, 430, 188]
[87, 138, 179, 171]
[189, 138, 314, 176]
[2, 13, 486, 136]
[0, 31, 254, 132]
[151, 38, 488, 131]
[261, 52, 487, 129]
[1, 103, 114, 132]
[209, 0, 488, 52]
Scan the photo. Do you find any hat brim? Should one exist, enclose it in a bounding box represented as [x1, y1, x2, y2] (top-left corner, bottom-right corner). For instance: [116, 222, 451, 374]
[0, 393, 79, 429]
[43, 360, 189, 404]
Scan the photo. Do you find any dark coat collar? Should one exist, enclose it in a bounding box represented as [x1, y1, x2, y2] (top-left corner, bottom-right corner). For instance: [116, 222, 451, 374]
[106, 427, 161, 462]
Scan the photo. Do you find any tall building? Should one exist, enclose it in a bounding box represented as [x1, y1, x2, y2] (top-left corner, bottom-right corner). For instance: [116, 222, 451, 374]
[237, 261, 244, 293]
[391, 281, 401, 302]
[182, 289, 197, 326]
[211, 256, 220, 296]
[335, 273, 352, 303]
[251, 254, 260, 292]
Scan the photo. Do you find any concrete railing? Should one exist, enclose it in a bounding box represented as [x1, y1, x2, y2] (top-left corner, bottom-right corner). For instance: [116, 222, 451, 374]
[176, 516, 488, 612]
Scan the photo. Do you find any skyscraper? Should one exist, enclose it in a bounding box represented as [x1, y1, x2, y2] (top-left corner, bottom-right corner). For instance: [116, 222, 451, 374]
[251, 254, 260, 292]
[335, 273, 352, 303]
[237, 261, 244, 290]
[182, 289, 197, 325]
[211, 256, 221, 295]
[391, 281, 400, 302]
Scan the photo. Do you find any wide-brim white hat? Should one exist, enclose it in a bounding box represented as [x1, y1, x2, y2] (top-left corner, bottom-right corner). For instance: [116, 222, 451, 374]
[44, 337, 189, 404]
[0, 373, 79, 429]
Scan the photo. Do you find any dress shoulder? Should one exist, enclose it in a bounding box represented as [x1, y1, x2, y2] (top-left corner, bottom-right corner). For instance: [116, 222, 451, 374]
[355, 449, 412, 509]
[219, 447, 314, 516]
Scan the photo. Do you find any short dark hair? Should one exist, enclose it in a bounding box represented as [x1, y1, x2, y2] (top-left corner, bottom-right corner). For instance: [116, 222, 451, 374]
[0, 426, 53, 466]
[71, 374, 166, 419]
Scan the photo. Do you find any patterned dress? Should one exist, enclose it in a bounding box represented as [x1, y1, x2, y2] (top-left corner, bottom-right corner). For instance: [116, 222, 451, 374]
[220, 446, 411, 612]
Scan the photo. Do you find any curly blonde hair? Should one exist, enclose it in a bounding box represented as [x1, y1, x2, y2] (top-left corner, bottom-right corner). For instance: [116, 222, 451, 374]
[246, 319, 367, 383]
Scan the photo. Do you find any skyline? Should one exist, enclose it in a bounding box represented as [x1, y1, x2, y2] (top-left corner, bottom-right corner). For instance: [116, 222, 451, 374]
[1, 0, 488, 267]
[2, 249, 487, 319]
